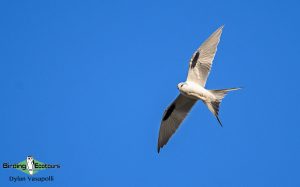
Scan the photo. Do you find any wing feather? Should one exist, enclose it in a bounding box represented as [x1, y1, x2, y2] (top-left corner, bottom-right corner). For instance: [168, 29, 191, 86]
[157, 94, 197, 153]
[187, 25, 224, 86]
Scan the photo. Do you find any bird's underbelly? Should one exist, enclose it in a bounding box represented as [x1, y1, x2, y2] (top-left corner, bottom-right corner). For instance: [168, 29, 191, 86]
[179, 90, 210, 101]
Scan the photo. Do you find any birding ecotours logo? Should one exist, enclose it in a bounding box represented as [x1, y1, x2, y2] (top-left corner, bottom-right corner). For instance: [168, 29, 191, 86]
[26, 156, 35, 175]
[2, 156, 60, 176]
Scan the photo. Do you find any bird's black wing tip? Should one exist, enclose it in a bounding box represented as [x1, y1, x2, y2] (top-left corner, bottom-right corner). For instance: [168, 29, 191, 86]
[157, 144, 164, 154]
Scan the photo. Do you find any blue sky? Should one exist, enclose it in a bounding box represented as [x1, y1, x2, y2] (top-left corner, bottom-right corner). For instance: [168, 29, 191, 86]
[0, 0, 300, 186]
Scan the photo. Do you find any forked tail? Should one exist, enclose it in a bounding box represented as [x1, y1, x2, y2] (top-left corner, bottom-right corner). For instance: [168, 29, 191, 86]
[205, 87, 241, 126]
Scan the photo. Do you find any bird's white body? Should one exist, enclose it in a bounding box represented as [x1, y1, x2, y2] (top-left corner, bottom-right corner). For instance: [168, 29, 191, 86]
[157, 25, 241, 153]
[178, 82, 214, 102]
[26, 156, 34, 175]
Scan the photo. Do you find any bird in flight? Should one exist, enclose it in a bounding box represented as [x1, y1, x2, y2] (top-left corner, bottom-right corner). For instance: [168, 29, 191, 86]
[157, 25, 241, 153]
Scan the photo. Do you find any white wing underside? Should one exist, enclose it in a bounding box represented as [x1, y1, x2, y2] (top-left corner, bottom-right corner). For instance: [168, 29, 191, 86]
[157, 94, 197, 152]
[187, 26, 224, 87]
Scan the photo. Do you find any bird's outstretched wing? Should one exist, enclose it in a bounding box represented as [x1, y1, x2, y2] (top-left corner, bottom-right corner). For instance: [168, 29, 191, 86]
[186, 25, 224, 87]
[157, 94, 197, 153]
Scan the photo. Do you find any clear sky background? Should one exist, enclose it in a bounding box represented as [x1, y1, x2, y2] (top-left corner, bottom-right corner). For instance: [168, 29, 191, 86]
[0, 0, 300, 186]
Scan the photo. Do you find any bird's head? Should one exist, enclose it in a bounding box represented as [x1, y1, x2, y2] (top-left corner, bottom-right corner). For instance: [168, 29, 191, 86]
[27, 156, 33, 162]
[177, 82, 187, 90]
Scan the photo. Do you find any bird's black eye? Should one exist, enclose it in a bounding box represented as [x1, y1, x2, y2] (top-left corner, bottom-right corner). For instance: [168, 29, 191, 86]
[181, 84, 183, 87]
